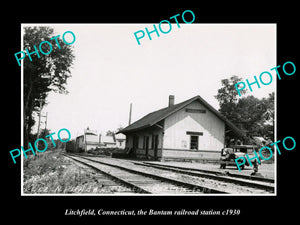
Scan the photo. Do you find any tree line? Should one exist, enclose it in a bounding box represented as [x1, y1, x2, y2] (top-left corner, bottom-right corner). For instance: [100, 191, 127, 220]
[215, 75, 274, 144]
[23, 26, 74, 148]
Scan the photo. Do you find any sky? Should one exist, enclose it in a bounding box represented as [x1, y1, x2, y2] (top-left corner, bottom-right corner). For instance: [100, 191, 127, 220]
[23, 23, 276, 139]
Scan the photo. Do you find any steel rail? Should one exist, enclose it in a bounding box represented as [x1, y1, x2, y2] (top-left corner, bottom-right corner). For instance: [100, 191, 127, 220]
[63, 154, 151, 194]
[142, 162, 275, 183]
[133, 162, 274, 192]
[68, 154, 227, 194]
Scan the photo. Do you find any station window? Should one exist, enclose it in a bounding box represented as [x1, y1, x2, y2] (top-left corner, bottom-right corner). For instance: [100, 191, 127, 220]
[190, 135, 198, 150]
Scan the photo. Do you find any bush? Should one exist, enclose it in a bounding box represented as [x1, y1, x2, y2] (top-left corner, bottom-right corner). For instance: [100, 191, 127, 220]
[88, 147, 120, 156]
[23, 150, 64, 180]
[23, 149, 120, 194]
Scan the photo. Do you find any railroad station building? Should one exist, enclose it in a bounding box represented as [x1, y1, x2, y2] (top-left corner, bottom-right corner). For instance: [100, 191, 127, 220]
[118, 95, 244, 161]
[99, 133, 126, 149]
[75, 128, 100, 152]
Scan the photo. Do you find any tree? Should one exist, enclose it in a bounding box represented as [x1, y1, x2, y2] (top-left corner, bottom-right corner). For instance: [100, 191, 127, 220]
[235, 94, 274, 139]
[235, 95, 265, 135]
[258, 92, 275, 140]
[215, 75, 247, 120]
[39, 128, 51, 138]
[23, 26, 75, 147]
[215, 75, 274, 141]
[106, 130, 115, 136]
[215, 75, 247, 105]
[115, 125, 124, 133]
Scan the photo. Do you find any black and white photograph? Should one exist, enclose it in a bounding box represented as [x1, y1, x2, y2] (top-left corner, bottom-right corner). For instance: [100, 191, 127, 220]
[4, 4, 298, 223]
[21, 23, 276, 195]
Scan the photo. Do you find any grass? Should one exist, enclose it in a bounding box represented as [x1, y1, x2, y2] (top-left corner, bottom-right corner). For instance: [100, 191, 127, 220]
[23, 149, 119, 194]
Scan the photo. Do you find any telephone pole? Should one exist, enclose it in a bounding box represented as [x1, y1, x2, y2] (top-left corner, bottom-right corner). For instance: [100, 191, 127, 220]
[36, 99, 48, 151]
[36, 99, 43, 140]
[128, 103, 132, 125]
[44, 112, 48, 131]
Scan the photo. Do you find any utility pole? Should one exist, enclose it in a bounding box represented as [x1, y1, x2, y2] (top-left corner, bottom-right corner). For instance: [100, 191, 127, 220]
[44, 112, 48, 131]
[36, 99, 43, 140]
[35, 99, 43, 156]
[36, 100, 48, 150]
[128, 103, 132, 125]
[40, 112, 48, 147]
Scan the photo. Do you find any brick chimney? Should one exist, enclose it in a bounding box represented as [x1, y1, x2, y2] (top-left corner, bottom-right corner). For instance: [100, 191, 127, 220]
[168, 95, 175, 107]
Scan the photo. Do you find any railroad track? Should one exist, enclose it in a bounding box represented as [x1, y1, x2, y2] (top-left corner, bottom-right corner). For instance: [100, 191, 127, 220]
[64, 154, 274, 194]
[140, 162, 275, 183]
[132, 162, 275, 192]
[64, 154, 224, 194]
[65, 156, 137, 194]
